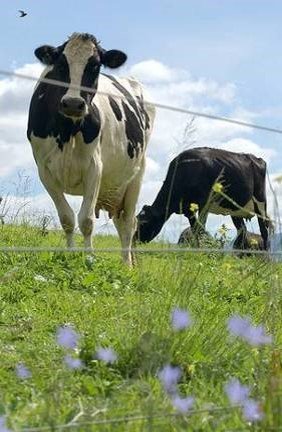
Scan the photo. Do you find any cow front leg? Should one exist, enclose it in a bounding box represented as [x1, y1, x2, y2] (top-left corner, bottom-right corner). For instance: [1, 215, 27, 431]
[78, 158, 102, 249]
[39, 168, 75, 248]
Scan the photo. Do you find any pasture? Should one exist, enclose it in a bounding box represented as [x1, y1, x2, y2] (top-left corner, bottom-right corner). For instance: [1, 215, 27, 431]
[0, 224, 281, 431]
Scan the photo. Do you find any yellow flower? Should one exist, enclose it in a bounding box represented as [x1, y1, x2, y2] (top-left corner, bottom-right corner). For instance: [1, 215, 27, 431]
[212, 182, 223, 193]
[218, 224, 229, 235]
[189, 203, 199, 213]
[187, 363, 196, 374]
[250, 238, 258, 247]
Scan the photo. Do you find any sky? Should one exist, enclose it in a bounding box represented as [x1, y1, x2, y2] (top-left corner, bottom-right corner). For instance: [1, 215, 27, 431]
[0, 0, 282, 242]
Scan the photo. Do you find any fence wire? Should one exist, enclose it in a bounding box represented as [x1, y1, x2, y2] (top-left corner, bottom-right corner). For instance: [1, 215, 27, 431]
[0, 245, 280, 256]
[19, 405, 251, 431]
[1, 68, 282, 135]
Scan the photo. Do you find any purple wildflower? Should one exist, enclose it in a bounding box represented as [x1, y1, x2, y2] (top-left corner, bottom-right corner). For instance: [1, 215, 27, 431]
[245, 324, 272, 346]
[64, 355, 83, 370]
[16, 363, 31, 379]
[242, 399, 263, 422]
[171, 308, 192, 331]
[224, 378, 250, 405]
[158, 364, 182, 394]
[56, 325, 80, 350]
[227, 315, 272, 346]
[0, 416, 11, 432]
[96, 347, 117, 364]
[171, 395, 194, 413]
[227, 315, 251, 338]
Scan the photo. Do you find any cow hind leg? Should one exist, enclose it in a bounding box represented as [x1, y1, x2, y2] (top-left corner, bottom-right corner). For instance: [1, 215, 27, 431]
[254, 202, 269, 250]
[113, 165, 145, 266]
[231, 216, 247, 250]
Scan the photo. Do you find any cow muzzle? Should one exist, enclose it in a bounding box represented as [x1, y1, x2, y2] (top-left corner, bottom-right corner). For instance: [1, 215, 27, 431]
[60, 97, 87, 118]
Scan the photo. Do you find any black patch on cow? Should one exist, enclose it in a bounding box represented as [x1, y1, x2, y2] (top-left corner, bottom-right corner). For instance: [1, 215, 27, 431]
[104, 74, 146, 128]
[80, 105, 101, 144]
[136, 95, 150, 130]
[27, 56, 70, 141]
[122, 101, 144, 159]
[80, 57, 101, 103]
[108, 95, 122, 121]
[53, 115, 80, 150]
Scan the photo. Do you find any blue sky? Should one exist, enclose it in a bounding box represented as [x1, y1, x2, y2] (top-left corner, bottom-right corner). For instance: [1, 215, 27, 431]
[2, 0, 282, 154]
[0, 0, 282, 238]
[2, 0, 282, 110]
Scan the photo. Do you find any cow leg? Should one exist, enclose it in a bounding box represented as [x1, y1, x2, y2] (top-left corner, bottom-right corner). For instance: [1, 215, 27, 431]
[78, 158, 102, 249]
[38, 168, 75, 248]
[113, 210, 137, 266]
[231, 216, 247, 249]
[254, 202, 269, 250]
[184, 213, 200, 247]
[197, 206, 208, 234]
[113, 164, 145, 266]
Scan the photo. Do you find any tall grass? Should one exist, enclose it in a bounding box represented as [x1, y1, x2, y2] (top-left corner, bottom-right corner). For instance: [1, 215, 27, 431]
[0, 223, 281, 431]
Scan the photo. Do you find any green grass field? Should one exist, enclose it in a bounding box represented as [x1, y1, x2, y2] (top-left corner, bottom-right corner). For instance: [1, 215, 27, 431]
[0, 224, 281, 431]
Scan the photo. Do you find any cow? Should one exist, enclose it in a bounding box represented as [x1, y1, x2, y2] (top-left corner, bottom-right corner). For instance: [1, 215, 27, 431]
[27, 33, 155, 265]
[136, 147, 271, 250]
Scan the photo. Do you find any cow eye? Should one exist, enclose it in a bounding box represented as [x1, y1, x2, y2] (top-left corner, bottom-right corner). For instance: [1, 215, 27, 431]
[88, 57, 100, 68]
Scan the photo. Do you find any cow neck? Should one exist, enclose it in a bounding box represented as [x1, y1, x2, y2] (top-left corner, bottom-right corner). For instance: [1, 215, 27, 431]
[151, 181, 174, 223]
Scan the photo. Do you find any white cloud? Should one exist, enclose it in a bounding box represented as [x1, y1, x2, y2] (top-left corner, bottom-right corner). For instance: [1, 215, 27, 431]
[219, 138, 276, 164]
[129, 60, 177, 83]
[128, 60, 236, 104]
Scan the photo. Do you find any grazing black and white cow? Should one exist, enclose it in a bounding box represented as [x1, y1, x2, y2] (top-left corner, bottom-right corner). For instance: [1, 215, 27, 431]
[27, 33, 155, 265]
[136, 147, 270, 249]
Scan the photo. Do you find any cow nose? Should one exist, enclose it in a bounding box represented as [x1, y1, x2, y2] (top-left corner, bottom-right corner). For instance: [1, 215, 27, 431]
[60, 97, 86, 117]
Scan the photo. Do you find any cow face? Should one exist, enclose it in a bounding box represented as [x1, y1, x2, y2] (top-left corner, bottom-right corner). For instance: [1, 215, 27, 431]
[35, 33, 127, 120]
[135, 205, 164, 243]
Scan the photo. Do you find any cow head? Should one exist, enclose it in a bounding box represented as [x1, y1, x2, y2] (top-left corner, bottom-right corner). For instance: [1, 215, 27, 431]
[135, 205, 164, 243]
[35, 33, 127, 119]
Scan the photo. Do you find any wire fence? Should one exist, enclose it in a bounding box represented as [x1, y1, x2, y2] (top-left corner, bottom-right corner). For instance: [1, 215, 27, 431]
[20, 408, 281, 432]
[0, 245, 280, 256]
[1, 68, 282, 135]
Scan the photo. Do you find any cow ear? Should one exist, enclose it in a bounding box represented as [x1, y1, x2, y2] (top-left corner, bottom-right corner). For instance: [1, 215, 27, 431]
[100, 49, 127, 68]
[34, 45, 60, 65]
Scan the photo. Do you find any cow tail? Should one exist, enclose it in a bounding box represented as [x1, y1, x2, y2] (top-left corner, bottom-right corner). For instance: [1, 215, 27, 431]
[266, 167, 281, 234]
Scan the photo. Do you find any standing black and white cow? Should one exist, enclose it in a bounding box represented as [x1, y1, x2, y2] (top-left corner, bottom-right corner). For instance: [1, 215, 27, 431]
[27, 33, 155, 265]
[136, 147, 270, 249]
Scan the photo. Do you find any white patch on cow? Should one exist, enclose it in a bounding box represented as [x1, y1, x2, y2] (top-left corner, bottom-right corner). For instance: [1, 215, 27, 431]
[62, 36, 97, 104]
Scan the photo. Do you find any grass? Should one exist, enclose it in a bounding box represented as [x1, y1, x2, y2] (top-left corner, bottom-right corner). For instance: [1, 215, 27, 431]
[0, 223, 281, 431]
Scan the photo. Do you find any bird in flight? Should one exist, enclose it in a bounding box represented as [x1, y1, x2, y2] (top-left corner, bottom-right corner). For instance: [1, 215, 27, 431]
[18, 10, 27, 18]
